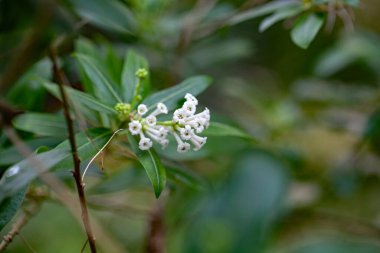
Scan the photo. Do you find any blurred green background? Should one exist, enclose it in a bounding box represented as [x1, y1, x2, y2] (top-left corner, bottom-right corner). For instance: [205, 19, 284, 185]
[2, 0, 380, 252]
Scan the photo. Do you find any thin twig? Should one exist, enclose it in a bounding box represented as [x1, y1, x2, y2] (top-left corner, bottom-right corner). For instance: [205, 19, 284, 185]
[81, 239, 89, 253]
[82, 129, 125, 182]
[18, 233, 37, 253]
[48, 48, 97, 253]
[0, 200, 40, 251]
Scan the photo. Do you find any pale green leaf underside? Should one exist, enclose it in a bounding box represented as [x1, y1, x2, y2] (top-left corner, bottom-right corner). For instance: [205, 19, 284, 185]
[290, 13, 324, 49]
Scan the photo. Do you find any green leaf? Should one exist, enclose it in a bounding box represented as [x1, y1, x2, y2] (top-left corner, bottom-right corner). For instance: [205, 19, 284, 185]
[143, 76, 212, 111]
[0, 149, 68, 202]
[228, 0, 300, 26]
[121, 50, 149, 102]
[127, 132, 166, 198]
[43, 82, 116, 115]
[0, 138, 61, 166]
[290, 13, 325, 49]
[0, 187, 27, 231]
[75, 53, 122, 104]
[13, 113, 69, 137]
[0, 129, 112, 201]
[259, 6, 303, 32]
[203, 122, 253, 140]
[166, 167, 206, 191]
[71, 0, 135, 34]
[53, 128, 113, 170]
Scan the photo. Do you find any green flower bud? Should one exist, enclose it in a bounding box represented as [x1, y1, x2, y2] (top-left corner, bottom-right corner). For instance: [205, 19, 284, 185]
[135, 68, 148, 79]
[114, 102, 131, 121]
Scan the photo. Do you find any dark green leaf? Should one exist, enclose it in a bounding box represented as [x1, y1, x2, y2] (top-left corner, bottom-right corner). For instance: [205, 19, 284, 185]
[6, 59, 50, 111]
[166, 167, 206, 191]
[143, 76, 212, 111]
[127, 132, 166, 198]
[71, 0, 135, 34]
[75, 54, 121, 104]
[43, 82, 116, 115]
[13, 113, 68, 137]
[121, 50, 149, 102]
[203, 122, 253, 140]
[290, 13, 325, 49]
[0, 138, 61, 166]
[0, 187, 27, 231]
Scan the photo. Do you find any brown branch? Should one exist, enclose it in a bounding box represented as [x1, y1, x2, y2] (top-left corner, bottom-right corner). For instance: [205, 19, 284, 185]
[145, 203, 165, 253]
[48, 48, 97, 253]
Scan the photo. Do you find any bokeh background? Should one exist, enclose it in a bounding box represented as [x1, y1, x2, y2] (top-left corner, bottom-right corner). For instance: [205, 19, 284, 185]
[2, 0, 380, 252]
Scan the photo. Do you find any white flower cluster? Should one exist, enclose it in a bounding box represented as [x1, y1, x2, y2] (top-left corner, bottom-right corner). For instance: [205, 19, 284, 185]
[128, 93, 210, 152]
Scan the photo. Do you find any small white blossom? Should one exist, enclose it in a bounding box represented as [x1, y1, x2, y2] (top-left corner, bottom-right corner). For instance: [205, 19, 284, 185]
[129, 120, 142, 135]
[139, 137, 152, 150]
[145, 115, 157, 126]
[183, 101, 196, 115]
[173, 109, 187, 124]
[177, 143, 190, 153]
[137, 104, 148, 116]
[179, 125, 193, 140]
[156, 103, 168, 114]
[185, 93, 198, 105]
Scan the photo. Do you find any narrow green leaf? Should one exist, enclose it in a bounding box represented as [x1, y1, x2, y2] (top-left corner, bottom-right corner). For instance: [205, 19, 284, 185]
[228, 0, 300, 26]
[290, 13, 325, 49]
[53, 128, 113, 170]
[166, 167, 206, 191]
[43, 82, 116, 115]
[0, 138, 61, 166]
[75, 53, 122, 104]
[121, 50, 149, 102]
[0, 150, 68, 202]
[127, 133, 166, 198]
[0, 186, 27, 231]
[71, 0, 135, 34]
[0, 129, 112, 201]
[13, 113, 68, 137]
[143, 76, 212, 111]
[259, 6, 303, 32]
[203, 122, 253, 140]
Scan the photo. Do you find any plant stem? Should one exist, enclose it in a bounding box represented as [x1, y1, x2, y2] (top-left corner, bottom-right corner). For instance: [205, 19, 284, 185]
[48, 48, 97, 253]
[0, 197, 41, 251]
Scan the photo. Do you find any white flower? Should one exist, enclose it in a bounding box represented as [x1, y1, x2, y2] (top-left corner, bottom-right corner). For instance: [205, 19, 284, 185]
[183, 101, 196, 115]
[145, 115, 157, 126]
[189, 134, 207, 151]
[173, 109, 187, 124]
[129, 120, 142, 135]
[157, 103, 168, 114]
[177, 143, 190, 153]
[128, 94, 209, 152]
[139, 137, 152, 150]
[179, 125, 193, 140]
[185, 93, 198, 105]
[173, 131, 190, 153]
[137, 104, 148, 116]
